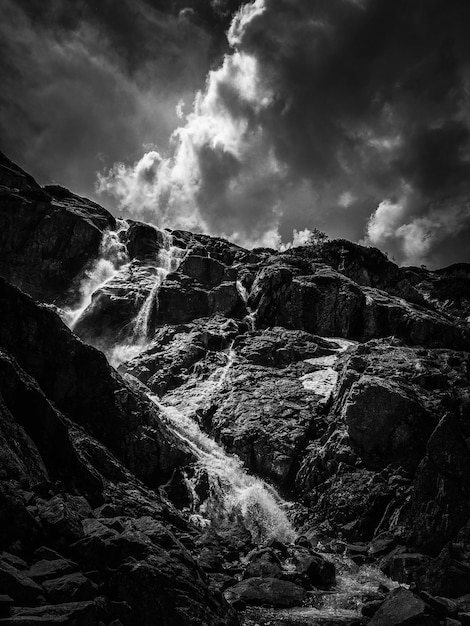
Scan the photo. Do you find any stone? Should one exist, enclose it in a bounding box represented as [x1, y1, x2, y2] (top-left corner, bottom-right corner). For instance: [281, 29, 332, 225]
[28, 558, 77, 583]
[224, 577, 307, 608]
[0, 562, 42, 604]
[343, 376, 431, 472]
[8, 599, 104, 624]
[125, 221, 169, 261]
[178, 255, 227, 289]
[368, 588, 439, 626]
[292, 550, 336, 588]
[0, 278, 193, 486]
[0, 158, 115, 304]
[42, 573, 98, 603]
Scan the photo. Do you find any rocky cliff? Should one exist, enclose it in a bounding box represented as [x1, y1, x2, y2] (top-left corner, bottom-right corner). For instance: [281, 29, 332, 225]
[1, 151, 470, 625]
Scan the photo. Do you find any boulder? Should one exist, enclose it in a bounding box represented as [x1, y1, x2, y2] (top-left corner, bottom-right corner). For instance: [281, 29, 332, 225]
[0, 562, 42, 604]
[42, 573, 98, 603]
[224, 577, 307, 608]
[179, 255, 227, 289]
[368, 588, 439, 625]
[292, 550, 336, 588]
[125, 222, 170, 262]
[28, 558, 77, 583]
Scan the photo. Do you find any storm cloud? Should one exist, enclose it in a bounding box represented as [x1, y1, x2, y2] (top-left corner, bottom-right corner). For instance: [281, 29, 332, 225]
[100, 0, 470, 266]
[0, 0, 239, 198]
[2, 0, 470, 267]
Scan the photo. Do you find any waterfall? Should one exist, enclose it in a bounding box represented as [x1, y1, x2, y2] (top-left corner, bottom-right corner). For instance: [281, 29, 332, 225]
[64, 219, 129, 328]
[133, 232, 186, 340]
[236, 279, 257, 332]
[149, 345, 296, 544]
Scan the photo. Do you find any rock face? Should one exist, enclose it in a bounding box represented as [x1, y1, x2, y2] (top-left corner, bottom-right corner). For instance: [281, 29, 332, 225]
[0, 279, 235, 625]
[1, 151, 470, 621]
[0, 153, 115, 304]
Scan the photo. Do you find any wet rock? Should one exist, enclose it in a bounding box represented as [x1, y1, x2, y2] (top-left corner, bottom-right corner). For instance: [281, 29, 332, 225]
[224, 577, 307, 608]
[179, 255, 228, 289]
[243, 548, 283, 580]
[292, 550, 336, 588]
[0, 158, 115, 304]
[368, 588, 439, 625]
[0, 278, 193, 486]
[125, 221, 170, 261]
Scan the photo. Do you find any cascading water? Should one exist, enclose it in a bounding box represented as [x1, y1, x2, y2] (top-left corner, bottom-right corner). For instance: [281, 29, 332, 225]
[63, 219, 130, 328]
[133, 231, 186, 341]
[236, 279, 257, 332]
[149, 344, 296, 544]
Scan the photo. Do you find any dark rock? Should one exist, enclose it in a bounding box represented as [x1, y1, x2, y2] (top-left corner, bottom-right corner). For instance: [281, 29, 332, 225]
[368, 588, 439, 625]
[243, 548, 282, 580]
[0, 162, 115, 304]
[0, 553, 27, 571]
[42, 573, 98, 603]
[292, 550, 336, 588]
[33, 547, 66, 562]
[418, 592, 458, 617]
[8, 599, 104, 624]
[0, 562, 42, 604]
[384, 552, 433, 586]
[126, 221, 170, 261]
[179, 255, 227, 289]
[343, 376, 431, 472]
[224, 577, 307, 608]
[28, 558, 77, 583]
[0, 278, 193, 486]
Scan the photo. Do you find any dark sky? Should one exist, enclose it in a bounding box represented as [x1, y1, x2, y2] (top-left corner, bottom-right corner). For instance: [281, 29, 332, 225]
[2, 0, 470, 268]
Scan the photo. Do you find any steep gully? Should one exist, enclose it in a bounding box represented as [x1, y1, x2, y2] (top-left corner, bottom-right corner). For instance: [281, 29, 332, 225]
[64, 222, 395, 623]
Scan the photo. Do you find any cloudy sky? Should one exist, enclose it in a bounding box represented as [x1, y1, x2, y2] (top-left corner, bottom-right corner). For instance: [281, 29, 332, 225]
[2, 0, 470, 268]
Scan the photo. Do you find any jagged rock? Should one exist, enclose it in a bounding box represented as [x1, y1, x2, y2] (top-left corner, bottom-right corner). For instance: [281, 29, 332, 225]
[384, 552, 433, 585]
[362, 287, 469, 350]
[8, 599, 105, 624]
[179, 255, 228, 289]
[251, 263, 365, 338]
[0, 151, 42, 192]
[343, 375, 431, 471]
[408, 390, 470, 557]
[28, 558, 77, 583]
[243, 548, 282, 580]
[0, 156, 115, 304]
[0, 562, 42, 604]
[0, 278, 193, 485]
[224, 577, 307, 608]
[291, 549, 336, 588]
[42, 572, 98, 603]
[368, 588, 439, 625]
[125, 221, 169, 261]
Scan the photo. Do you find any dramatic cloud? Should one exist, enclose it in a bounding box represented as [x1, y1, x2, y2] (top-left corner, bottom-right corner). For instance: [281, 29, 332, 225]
[0, 0, 240, 199]
[100, 0, 470, 266]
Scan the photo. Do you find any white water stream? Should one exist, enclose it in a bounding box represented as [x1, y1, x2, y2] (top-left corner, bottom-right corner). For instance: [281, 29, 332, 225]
[133, 231, 186, 340]
[63, 219, 130, 328]
[236, 279, 257, 332]
[150, 344, 296, 544]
